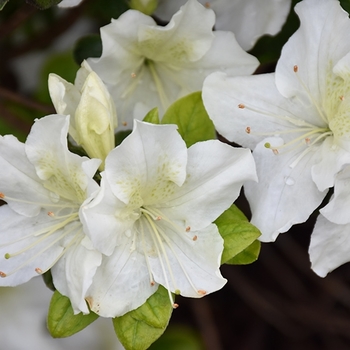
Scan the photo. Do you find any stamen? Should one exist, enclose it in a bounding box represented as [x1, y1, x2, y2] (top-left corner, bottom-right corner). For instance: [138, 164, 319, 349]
[131, 72, 137, 78]
[340, 95, 345, 101]
[173, 303, 179, 309]
[185, 226, 191, 232]
[0, 193, 78, 209]
[139, 219, 156, 286]
[0, 271, 6, 277]
[122, 121, 128, 126]
[204, 2, 210, 8]
[293, 65, 328, 123]
[143, 215, 177, 307]
[35, 268, 43, 274]
[3, 222, 80, 277]
[238, 103, 245, 109]
[245, 127, 251, 134]
[48, 211, 54, 217]
[198, 289, 207, 295]
[192, 235, 198, 241]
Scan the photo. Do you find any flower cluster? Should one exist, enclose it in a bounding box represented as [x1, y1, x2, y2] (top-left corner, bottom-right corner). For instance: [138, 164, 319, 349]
[7, 0, 350, 347]
[0, 0, 263, 324]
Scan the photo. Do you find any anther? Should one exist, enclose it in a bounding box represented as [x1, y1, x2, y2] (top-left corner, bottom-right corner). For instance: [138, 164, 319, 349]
[204, 2, 210, 8]
[340, 95, 345, 101]
[245, 127, 251, 134]
[272, 149, 279, 155]
[0, 192, 5, 199]
[150, 281, 155, 286]
[131, 72, 136, 78]
[47, 211, 54, 217]
[238, 103, 245, 109]
[305, 138, 311, 145]
[173, 303, 179, 309]
[192, 235, 198, 241]
[185, 226, 191, 232]
[156, 216, 162, 221]
[198, 289, 207, 295]
[0, 271, 6, 277]
[293, 65, 298, 73]
[35, 268, 43, 274]
[122, 121, 127, 127]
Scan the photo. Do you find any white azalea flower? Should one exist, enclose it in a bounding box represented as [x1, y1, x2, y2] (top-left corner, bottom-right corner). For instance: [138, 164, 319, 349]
[58, 0, 83, 8]
[81, 121, 257, 317]
[87, 0, 259, 128]
[49, 61, 117, 169]
[154, 0, 291, 51]
[0, 115, 102, 314]
[202, 0, 350, 242]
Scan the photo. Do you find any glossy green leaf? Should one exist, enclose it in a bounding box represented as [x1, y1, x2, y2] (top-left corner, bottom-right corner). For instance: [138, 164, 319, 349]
[47, 290, 99, 338]
[25, 0, 61, 9]
[73, 34, 102, 65]
[113, 286, 173, 350]
[143, 107, 160, 124]
[225, 240, 261, 265]
[214, 204, 261, 264]
[161, 92, 216, 147]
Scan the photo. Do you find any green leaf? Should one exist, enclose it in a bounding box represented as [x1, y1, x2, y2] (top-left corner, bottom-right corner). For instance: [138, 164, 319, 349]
[0, 0, 9, 10]
[149, 325, 203, 350]
[225, 240, 261, 265]
[113, 286, 173, 350]
[47, 290, 99, 338]
[25, 0, 61, 9]
[73, 34, 103, 65]
[143, 107, 160, 124]
[214, 204, 261, 264]
[161, 92, 216, 147]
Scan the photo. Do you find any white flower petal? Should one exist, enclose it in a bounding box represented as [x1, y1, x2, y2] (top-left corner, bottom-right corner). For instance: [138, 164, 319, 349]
[160, 140, 257, 231]
[80, 176, 133, 256]
[138, 0, 215, 63]
[203, 72, 323, 150]
[275, 0, 350, 102]
[52, 236, 102, 314]
[0, 135, 52, 217]
[155, 0, 291, 51]
[245, 137, 326, 242]
[0, 205, 65, 286]
[309, 214, 350, 277]
[25, 115, 99, 203]
[149, 223, 226, 297]
[320, 166, 350, 225]
[311, 137, 350, 191]
[105, 121, 188, 205]
[58, 0, 83, 8]
[85, 242, 155, 317]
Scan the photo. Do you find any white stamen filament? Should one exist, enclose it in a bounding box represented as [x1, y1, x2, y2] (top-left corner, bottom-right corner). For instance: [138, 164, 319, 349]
[2, 221, 80, 277]
[293, 65, 329, 124]
[0, 192, 79, 209]
[147, 60, 170, 110]
[142, 214, 177, 308]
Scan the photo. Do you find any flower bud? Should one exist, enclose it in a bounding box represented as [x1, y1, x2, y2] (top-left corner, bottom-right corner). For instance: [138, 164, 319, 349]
[129, 0, 158, 15]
